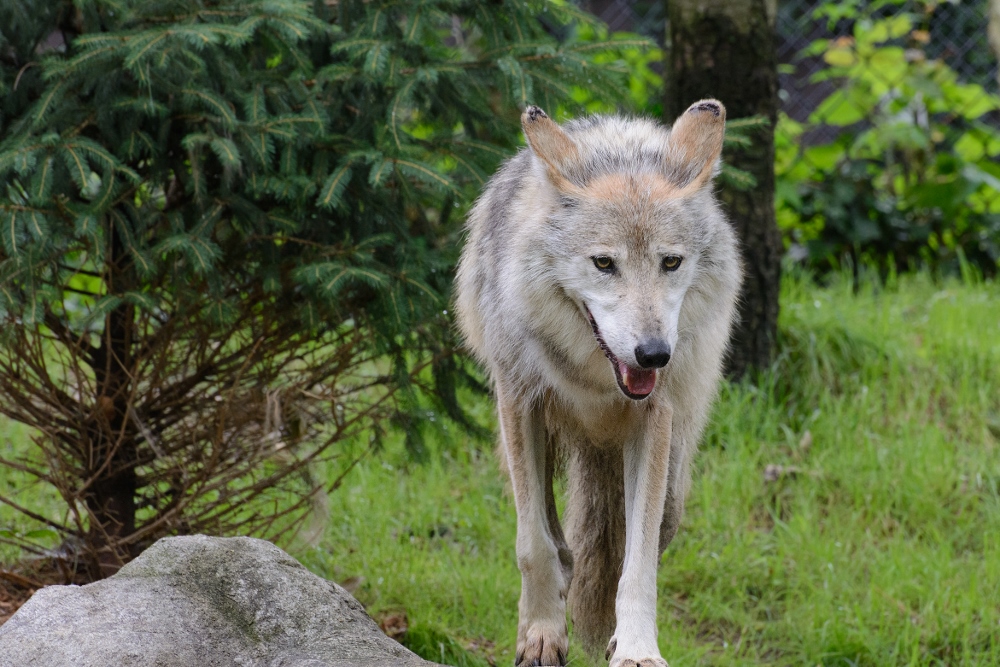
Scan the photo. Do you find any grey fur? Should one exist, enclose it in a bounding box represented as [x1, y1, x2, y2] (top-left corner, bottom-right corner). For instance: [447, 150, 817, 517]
[456, 102, 742, 666]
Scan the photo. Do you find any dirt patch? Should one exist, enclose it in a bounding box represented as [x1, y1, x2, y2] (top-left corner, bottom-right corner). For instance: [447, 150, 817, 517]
[0, 575, 36, 626]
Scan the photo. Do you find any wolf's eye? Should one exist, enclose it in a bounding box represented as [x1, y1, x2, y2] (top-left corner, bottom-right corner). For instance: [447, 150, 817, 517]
[662, 255, 682, 272]
[592, 256, 615, 272]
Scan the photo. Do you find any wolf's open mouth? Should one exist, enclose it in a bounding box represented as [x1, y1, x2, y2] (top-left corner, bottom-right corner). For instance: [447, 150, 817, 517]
[585, 308, 657, 400]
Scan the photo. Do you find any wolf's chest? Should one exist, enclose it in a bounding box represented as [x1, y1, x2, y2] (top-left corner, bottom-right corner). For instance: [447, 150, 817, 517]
[541, 386, 650, 448]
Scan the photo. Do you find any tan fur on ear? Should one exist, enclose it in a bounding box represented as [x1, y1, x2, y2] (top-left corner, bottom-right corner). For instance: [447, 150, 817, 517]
[667, 99, 726, 194]
[522, 105, 580, 192]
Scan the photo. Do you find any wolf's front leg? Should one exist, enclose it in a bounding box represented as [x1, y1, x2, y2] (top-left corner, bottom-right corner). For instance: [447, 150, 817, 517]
[608, 405, 673, 667]
[497, 386, 570, 667]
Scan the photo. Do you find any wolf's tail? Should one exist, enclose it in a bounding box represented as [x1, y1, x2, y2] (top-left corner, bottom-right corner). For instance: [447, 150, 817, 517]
[565, 445, 626, 656]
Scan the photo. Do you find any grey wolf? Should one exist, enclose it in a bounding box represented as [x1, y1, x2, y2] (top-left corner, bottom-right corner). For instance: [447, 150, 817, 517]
[455, 100, 742, 667]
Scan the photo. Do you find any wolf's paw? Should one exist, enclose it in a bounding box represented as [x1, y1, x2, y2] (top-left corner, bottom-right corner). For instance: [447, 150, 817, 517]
[606, 639, 668, 667]
[514, 623, 568, 667]
[610, 660, 669, 667]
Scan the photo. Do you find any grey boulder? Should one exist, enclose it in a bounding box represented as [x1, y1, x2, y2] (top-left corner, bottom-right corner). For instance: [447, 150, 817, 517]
[0, 535, 440, 667]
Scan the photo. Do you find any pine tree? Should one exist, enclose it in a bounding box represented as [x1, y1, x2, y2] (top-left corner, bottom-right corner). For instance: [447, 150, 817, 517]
[0, 0, 640, 578]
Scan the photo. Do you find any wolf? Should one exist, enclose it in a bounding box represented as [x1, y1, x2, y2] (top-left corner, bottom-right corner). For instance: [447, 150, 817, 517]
[454, 100, 742, 667]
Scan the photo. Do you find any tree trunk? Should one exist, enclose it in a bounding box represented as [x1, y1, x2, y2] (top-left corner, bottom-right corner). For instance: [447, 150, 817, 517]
[85, 221, 138, 578]
[665, 0, 781, 379]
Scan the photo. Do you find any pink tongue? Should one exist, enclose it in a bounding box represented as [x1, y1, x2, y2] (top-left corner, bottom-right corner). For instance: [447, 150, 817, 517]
[619, 363, 657, 395]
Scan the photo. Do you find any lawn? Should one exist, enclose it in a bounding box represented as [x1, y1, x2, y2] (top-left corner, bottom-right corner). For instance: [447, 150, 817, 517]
[3, 270, 1000, 665]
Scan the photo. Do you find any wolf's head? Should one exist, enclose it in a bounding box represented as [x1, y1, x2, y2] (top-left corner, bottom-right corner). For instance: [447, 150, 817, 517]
[522, 101, 727, 401]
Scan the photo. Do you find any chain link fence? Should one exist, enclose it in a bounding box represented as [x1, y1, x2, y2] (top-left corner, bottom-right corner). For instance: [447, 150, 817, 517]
[582, 0, 1000, 272]
[583, 0, 998, 115]
[774, 0, 999, 137]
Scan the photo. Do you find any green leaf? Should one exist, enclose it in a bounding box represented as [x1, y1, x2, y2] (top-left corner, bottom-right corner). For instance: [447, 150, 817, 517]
[864, 15, 912, 44]
[497, 57, 533, 107]
[1, 209, 23, 255]
[810, 89, 867, 126]
[720, 163, 758, 190]
[122, 30, 172, 71]
[331, 38, 383, 58]
[180, 89, 237, 129]
[242, 129, 274, 168]
[445, 151, 486, 186]
[84, 295, 125, 327]
[483, 41, 554, 60]
[61, 145, 92, 188]
[154, 234, 221, 274]
[962, 163, 1000, 193]
[29, 156, 56, 204]
[363, 42, 390, 77]
[113, 98, 169, 121]
[369, 159, 392, 187]
[74, 213, 100, 240]
[244, 85, 267, 123]
[294, 262, 387, 299]
[402, 9, 424, 43]
[209, 137, 242, 168]
[954, 133, 985, 162]
[112, 212, 155, 278]
[317, 163, 353, 210]
[451, 139, 510, 160]
[569, 37, 653, 54]
[181, 133, 212, 152]
[203, 297, 240, 325]
[268, 212, 299, 233]
[123, 130, 156, 161]
[300, 301, 321, 331]
[823, 48, 855, 68]
[261, 14, 319, 42]
[263, 115, 324, 141]
[13, 148, 37, 175]
[802, 143, 844, 171]
[89, 171, 120, 212]
[262, 267, 281, 293]
[24, 528, 59, 541]
[317, 64, 357, 83]
[723, 133, 752, 148]
[947, 84, 1000, 120]
[31, 79, 67, 128]
[24, 210, 49, 241]
[280, 144, 296, 174]
[393, 159, 458, 194]
[207, 21, 257, 47]
[60, 42, 121, 74]
[22, 287, 44, 326]
[361, 6, 389, 36]
[387, 77, 419, 150]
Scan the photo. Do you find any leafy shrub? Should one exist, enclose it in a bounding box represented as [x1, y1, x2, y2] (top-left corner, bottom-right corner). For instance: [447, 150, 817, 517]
[776, 8, 1000, 277]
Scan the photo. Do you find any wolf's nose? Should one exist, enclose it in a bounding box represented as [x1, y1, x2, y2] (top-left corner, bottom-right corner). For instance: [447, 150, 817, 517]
[635, 341, 671, 369]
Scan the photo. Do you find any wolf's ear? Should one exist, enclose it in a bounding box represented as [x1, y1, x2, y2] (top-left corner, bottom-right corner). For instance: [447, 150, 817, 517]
[666, 99, 726, 193]
[522, 105, 579, 191]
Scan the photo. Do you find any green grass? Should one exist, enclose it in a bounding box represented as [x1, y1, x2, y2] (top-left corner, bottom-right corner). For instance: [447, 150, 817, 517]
[0, 419, 65, 566]
[3, 270, 1000, 665]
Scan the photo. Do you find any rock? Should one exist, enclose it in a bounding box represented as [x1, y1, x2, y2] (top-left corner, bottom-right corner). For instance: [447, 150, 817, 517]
[0, 535, 441, 667]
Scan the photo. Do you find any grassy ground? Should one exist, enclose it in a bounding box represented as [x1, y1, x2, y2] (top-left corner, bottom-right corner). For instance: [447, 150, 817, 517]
[3, 270, 1000, 665]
